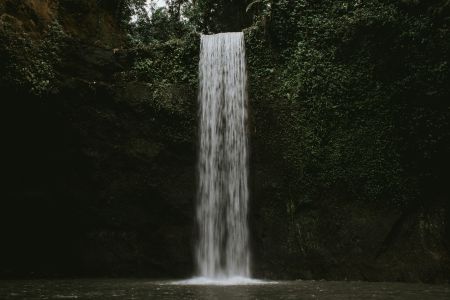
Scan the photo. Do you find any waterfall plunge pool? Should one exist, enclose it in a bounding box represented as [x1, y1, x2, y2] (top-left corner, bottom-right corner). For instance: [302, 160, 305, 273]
[174, 276, 270, 285]
[1, 279, 449, 299]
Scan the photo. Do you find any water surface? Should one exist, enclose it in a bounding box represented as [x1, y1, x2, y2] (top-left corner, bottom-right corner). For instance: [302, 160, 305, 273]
[0, 279, 449, 299]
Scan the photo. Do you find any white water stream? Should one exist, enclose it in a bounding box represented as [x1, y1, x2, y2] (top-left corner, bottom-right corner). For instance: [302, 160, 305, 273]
[195, 32, 250, 281]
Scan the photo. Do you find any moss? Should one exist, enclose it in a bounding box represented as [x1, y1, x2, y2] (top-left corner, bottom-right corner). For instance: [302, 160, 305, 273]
[246, 0, 450, 281]
[0, 18, 67, 96]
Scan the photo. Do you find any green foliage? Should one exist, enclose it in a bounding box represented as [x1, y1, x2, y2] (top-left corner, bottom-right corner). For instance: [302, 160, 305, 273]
[128, 34, 199, 85]
[246, 0, 450, 212]
[128, 7, 190, 44]
[118, 32, 199, 143]
[0, 20, 67, 96]
[126, 0, 251, 38]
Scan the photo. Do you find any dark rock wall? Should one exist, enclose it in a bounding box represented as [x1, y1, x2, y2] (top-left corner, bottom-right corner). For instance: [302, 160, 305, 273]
[2, 44, 197, 278]
[1, 1, 197, 278]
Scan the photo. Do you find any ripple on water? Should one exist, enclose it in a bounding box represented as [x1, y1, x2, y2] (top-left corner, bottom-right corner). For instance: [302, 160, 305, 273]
[170, 277, 276, 286]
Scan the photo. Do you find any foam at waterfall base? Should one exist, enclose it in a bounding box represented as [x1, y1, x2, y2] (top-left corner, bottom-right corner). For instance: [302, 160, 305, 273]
[173, 276, 274, 286]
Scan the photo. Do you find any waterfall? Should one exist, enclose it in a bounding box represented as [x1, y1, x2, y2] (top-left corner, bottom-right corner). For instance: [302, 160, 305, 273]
[196, 32, 250, 279]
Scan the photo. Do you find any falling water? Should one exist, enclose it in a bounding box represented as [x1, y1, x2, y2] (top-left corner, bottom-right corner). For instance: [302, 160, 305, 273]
[196, 32, 250, 279]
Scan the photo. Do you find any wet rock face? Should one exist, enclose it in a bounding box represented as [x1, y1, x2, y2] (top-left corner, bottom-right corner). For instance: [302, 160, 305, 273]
[51, 61, 197, 278]
[250, 177, 450, 282]
[1, 51, 197, 278]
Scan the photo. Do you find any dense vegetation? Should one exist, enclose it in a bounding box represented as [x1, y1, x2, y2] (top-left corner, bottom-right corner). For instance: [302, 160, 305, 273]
[243, 1, 450, 279]
[127, 0, 450, 209]
[1, 0, 449, 281]
[250, 0, 450, 207]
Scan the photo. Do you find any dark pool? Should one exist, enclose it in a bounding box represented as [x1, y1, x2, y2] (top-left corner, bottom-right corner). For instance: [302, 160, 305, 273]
[0, 279, 449, 299]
